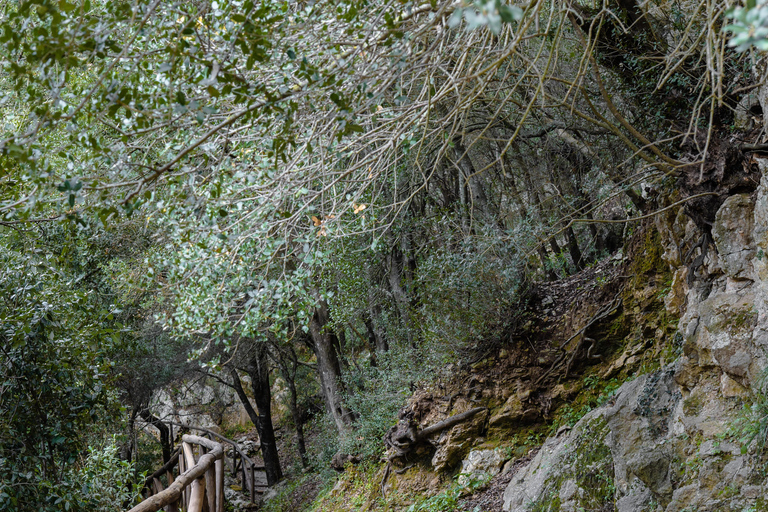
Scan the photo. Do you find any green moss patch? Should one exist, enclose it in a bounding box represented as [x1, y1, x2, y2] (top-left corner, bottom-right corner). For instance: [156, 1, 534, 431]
[529, 415, 616, 511]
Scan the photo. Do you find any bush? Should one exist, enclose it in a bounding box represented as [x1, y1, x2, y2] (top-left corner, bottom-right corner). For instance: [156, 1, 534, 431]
[414, 226, 524, 353]
[341, 344, 444, 459]
[731, 372, 768, 458]
[0, 236, 126, 512]
[72, 437, 143, 512]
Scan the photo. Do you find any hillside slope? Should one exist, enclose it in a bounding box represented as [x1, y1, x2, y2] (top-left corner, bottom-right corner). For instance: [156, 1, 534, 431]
[312, 165, 768, 511]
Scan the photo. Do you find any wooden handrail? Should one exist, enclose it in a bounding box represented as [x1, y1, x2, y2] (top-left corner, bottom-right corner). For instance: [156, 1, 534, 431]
[132, 419, 269, 511]
[128, 435, 224, 512]
[165, 421, 266, 471]
[142, 448, 180, 490]
[164, 421, 266, 501]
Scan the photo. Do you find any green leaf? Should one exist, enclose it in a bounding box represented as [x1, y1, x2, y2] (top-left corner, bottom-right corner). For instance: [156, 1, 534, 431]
[499, 5, 523, 23]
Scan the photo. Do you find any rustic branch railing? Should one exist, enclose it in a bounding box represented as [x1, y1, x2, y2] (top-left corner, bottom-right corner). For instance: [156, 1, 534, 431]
[128, 434, 224, 512]
[166, 422, 267, 502]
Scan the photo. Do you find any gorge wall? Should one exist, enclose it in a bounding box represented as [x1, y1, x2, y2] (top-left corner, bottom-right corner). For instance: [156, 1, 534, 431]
[500, 169, 768, 511]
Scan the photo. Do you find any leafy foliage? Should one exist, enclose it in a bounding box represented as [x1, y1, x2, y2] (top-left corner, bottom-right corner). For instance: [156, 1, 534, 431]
[68, 437, 143, 512]
[0, 0, 760, 506]
[0, 232, 127, 511]
[727, 0, 768, 52]
[730, 371, 768, 459]
[341, 345, 443, 459]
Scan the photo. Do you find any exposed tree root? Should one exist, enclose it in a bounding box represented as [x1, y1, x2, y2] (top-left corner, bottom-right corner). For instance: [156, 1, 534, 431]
[380, 407, 487, 497]
[534, 294, 621, 387]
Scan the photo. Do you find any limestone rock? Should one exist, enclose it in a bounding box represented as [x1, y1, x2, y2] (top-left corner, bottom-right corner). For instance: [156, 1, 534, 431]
[457, 449, 505, 487]
[489, 387, 534, 431]
[711, 193, 755, 281]
[684, 288, 758, 382]
[721, 372, 748, 398]
[751, 168, 768, 369]
[502, 364, 762, 512]
[502, 408, 614, 512]
[331, 452, 360, 472]
[498, 175, 768, 512]
[430, 409, 488, 473]
[664, 267, 688, 316]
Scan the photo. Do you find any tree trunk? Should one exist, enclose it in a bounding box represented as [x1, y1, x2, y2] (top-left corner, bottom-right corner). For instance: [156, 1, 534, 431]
[230, 368, 260, 429]
[387, 246, 415, 348]
[139, 409, 172, 464]
[366, 260, 388, 354]
[565, 226, 585, 271]
[244, 343, 283, 486]
[365, 315, 388, 353]
[498, 148, 558, 281]
[309, 299, 353, 435]
[453, 140, 491, 225]
[538, 245, 558, 281]
[271, 343, 309, 468]
[229, 361, 282, 486]
[285, 376, 308, 468]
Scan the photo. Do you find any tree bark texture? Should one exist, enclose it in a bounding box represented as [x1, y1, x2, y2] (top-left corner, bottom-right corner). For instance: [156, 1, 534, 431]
[139, 409, 172, 464]
[309, 299, 353, 434]
[244, 342, 283, 486]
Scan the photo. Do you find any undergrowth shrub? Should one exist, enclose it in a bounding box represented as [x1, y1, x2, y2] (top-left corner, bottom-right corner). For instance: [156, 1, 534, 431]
[730, 371, 768, 459]
[415, 226, 524, 353]
[305, 412, 341, 472]
[73, 437, 143, 511]
[341, 343, 450, 459]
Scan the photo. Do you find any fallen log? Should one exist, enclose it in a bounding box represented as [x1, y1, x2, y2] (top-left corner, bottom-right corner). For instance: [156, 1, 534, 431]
[418, 407, 486, 439]
[385, 407, 486, 456]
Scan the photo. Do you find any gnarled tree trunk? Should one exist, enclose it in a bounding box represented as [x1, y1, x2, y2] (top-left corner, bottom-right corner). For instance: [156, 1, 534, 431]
[309, 299, 354, 435]
[229, 343, 282, 486]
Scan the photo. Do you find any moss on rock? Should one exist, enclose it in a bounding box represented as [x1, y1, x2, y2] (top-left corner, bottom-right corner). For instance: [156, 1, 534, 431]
[528, 415, 615, 512]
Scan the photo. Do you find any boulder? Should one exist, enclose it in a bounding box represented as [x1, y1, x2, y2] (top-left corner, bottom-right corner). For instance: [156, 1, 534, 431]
[502, 363, 763, 512]
[457, 449, 505, 487]
[684, 289, 758, 382]
[489, 387, 535, 431]
[711, 193, 755, 281]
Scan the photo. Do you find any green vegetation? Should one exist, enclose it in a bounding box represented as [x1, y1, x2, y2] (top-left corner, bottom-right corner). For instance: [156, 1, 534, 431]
[549, 375, 625, 434]
[530, 416, 615, 512]
[729, 371, 768, 462]
[0, 0, 762, 510]
[404, 486, 462, 512]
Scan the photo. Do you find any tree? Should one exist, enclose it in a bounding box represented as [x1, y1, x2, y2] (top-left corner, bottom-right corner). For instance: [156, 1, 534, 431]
[0, 0, 761, 485]
[227, 340, 283, 486]
[0, 228, 129, 511]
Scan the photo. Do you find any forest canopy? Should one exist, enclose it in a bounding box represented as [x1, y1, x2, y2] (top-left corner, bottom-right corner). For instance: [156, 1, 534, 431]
[0, 0, 764, 510]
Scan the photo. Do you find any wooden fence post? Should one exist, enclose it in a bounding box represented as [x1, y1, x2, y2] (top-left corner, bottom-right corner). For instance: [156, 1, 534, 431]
[166, 469, 178, 512]
[187, 474, 206, 512]
[183, 442, 195, 510]
[205, 463, 216, 512]
[241, 454, 247, 496]
[249, 461, 255, 504]
[178, 451, 186, 511]
[215, 458, 224, 512]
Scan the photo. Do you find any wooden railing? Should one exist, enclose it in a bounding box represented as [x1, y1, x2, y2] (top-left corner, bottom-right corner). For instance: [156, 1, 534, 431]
[128, 435, 224, 512]
[167, 423, 268, 502]
[128, 423, 268, 512]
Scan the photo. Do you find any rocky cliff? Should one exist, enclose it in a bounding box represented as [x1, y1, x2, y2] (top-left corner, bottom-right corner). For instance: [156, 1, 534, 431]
[500, 171, 768, 511]
[338, 165, 768, 512]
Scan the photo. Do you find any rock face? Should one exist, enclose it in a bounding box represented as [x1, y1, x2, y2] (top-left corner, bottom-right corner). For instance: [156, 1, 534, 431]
[457, 449, 505, 487]
[151, 377, 253, 432]
[502, 168, 768, 511]
[430, 408, 488, 473]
